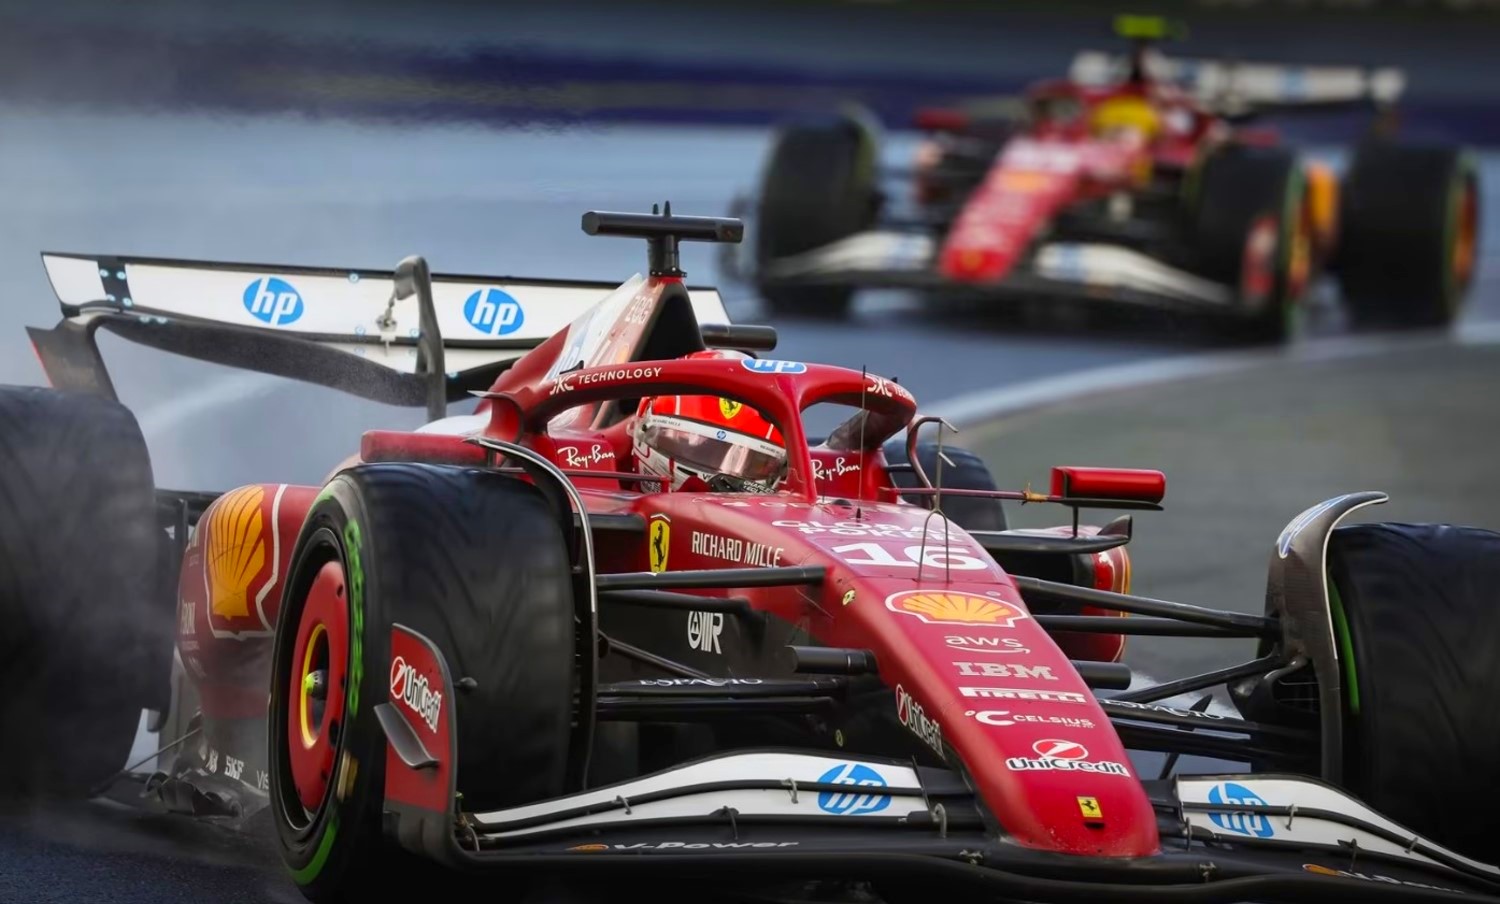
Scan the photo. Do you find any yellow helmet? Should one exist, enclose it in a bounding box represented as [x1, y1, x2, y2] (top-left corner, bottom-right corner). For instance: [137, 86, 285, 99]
[1090, 96, 1161, 141]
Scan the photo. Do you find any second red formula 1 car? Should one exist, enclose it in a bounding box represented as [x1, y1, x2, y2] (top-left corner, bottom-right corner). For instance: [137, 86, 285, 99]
[5, 209, 1500, 903]
[732, 16, 1480, 342]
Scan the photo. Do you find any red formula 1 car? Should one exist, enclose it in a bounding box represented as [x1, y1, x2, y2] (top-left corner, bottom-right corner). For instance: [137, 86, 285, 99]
[731, 17, 1480, 342]
[4, 210, 1500, 903]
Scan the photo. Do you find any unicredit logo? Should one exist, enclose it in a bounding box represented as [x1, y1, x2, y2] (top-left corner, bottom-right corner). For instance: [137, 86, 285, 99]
[390, 655, 442, 732]
[1003, 738, 1130, 776]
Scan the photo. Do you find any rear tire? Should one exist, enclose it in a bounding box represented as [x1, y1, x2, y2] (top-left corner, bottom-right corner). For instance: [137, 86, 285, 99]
[1336, 142, 1479, 329]
[269, 464, 575, 901]
[884, 441, 1006, 531]
[1190, 145, 1310, 344]
[0, 386, 161, 800]
[754, 114, 879, 319]
[1326, 521, 1500, 863]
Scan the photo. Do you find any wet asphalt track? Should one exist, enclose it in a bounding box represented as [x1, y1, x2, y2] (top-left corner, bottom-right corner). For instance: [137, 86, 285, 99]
[4, 88, 1500, 904]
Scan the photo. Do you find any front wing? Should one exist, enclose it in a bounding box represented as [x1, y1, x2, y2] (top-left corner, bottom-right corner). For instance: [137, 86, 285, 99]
[754, 231, 1243, 315]
[379, 625, 1497, 902]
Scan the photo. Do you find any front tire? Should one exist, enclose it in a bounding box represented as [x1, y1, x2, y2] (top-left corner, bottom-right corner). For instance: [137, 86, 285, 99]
[883, 440, 1007, 531]
[269, 464, 576, 901]
[1326, 521, 1500, 863]
[754, 114, 880, 319]
[1190, 145, 1311, 344]
[1336, 142, 1479, 329]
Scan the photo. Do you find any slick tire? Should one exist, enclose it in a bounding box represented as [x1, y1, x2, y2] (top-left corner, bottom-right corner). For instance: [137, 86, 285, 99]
[1336, 142, 1479, 329]
[754, 115, 879, 319]
[269, 464, 575, 901]
[0, 385, 161, 801]
[884, 440, 1007, 531]
[1190, 144, 1309, 344]
[1326, 522, 1500, 863]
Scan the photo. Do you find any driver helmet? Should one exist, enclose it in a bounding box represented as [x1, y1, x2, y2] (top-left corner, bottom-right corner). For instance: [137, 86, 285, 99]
[1089, 94, 1161, 142]
[632, 350, 787, 493]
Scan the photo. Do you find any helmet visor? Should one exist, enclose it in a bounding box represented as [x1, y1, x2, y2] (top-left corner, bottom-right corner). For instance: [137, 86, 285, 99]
[640, 417, 785, 483]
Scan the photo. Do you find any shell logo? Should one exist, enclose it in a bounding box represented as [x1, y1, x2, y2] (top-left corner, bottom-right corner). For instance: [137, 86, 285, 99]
[569, 844, 609, 852]
[998, 170, 1054, 193]
[206, 485, 267, 620]
[884, 590, 1028, 627]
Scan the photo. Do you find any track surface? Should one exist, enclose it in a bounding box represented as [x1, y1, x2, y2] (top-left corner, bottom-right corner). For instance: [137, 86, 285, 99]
[964, 333, 1500, 690]
[3, 47, 1500, 904]
[5, 105, 1500, 492]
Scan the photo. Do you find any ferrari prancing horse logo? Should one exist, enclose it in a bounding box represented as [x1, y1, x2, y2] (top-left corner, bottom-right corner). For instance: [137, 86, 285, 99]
[649, 515, 670, 573]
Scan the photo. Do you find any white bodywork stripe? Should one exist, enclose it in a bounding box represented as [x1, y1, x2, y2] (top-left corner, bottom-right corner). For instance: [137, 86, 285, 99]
[1178, 776, 1500, 876]
[474, 752, 927, 839]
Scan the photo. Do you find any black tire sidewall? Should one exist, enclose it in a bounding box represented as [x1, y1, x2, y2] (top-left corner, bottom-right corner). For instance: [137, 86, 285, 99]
[1191, 145, 1304, 340]
[1327, 522, 1500, 863]
[269, 479, 389, 899]
[884, 440, 1007, 532]
[0, 386, 161, 798]
[1337, 142, 1477, 327]
[269, 464, 577, 898]
[755, 117, 876, 316]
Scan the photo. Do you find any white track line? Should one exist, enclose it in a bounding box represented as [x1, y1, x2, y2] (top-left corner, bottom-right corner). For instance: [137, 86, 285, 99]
[932, 319, 1500, 429]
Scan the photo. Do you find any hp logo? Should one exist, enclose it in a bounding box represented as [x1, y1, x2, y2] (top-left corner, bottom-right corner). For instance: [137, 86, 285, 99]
[1207, 782, 1274, 838]
[816, 763, 891, 816]
[243, 277, 305, 327]
[741, 358, 806, 374]
[464, 287, 524, 336]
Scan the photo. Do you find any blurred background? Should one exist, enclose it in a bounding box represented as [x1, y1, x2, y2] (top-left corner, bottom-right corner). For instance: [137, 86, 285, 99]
[3, 1, 1500, 899]
[4, 0, 1498, 491]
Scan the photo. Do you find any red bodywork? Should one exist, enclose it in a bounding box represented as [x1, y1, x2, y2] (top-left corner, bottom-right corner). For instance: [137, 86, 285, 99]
[179, 273, 1157, 859]
[917, 72, 1301, 284]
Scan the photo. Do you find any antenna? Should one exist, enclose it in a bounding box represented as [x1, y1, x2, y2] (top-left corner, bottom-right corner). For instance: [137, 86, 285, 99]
[854, 365, 868, 521]
[915, 417, 958, 586]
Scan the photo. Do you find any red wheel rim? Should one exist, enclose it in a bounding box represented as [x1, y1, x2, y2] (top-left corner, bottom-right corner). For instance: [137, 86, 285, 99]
[286, 560, 349, 813]
[1453, 181, 1478, 290]
[1286, 204, 1314, 301]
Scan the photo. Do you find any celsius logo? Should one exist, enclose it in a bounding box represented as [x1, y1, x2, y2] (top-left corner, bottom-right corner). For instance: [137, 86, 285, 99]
[816, 763, 891, 816]
[464, 287, 524, 336]
[1207, 782, 1274, 838]
[243, 277, 305, 327]
[389, 656, 442, 732]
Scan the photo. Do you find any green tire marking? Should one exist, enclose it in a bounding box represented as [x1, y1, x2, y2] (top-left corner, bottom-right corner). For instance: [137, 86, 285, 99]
[1328, 577, 1360, 717]
[291, 813, 339, 885]
[343, 518, 366, 717]
[314, 481, 340, 508]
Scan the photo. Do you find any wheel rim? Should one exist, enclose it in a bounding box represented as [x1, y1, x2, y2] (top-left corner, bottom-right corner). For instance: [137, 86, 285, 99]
[1285, 203, 1314, 302]
[1451, 178, 1478, 292]
[286, 559, 349, 816]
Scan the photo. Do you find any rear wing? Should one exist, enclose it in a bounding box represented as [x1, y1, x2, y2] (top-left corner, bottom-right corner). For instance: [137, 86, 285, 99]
[1069, 49, 1406, 118]
[29, 251, 734, 419]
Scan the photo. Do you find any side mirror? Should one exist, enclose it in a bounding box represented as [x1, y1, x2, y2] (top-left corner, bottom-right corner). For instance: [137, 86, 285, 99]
[1050, 466, 1165, 504]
